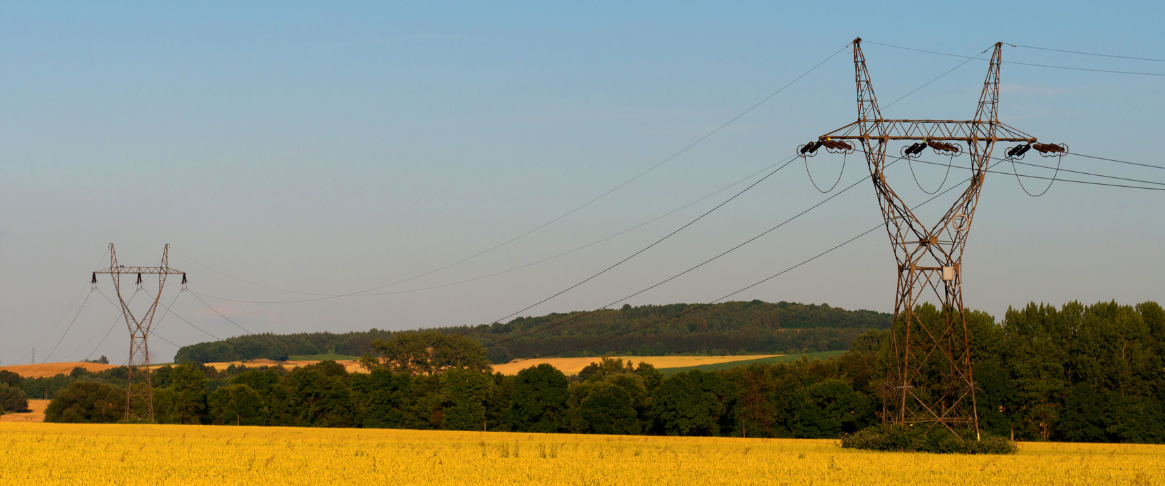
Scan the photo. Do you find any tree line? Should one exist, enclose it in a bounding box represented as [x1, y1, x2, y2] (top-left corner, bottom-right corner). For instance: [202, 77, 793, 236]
[19, 300, 1165, 444]
[173, 300, 891, 364]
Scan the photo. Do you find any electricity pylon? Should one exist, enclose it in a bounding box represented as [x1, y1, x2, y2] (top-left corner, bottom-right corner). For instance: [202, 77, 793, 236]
[92, 244, 185, 422]
[801, 39, 1064, 437]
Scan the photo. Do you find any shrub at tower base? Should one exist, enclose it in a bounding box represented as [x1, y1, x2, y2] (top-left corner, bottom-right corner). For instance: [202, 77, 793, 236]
[840, 424, 1016, 454]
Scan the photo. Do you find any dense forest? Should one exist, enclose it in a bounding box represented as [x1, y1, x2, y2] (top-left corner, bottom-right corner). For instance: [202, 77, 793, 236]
[174, 301, 891, 364]
[14, 300, 1164, 444]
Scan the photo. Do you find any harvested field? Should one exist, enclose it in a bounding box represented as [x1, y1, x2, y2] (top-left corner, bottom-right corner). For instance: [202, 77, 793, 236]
[0, 400, 49, 423]
[200, 359, 365, 374]
[0, 362, 117, 379]
[2, 423, 1163, 485]
[491, 355, 780, 376]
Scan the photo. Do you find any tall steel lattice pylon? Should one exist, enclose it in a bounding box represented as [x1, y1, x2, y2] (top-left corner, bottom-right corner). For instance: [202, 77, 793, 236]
[92, 244, 186, 422]
[800, 39, 1065, 437]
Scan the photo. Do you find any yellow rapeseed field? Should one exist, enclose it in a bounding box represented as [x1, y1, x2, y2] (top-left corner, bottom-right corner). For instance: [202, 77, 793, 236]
[1, 423, 1162, 485]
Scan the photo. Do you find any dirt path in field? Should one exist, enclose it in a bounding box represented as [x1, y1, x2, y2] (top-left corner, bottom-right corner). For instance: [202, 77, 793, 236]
[492, 355, 781, 375]
[0, 400, 49, 423]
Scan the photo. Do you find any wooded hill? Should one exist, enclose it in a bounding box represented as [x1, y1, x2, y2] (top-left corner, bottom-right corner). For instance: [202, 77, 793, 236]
[174, 301, 891, 364]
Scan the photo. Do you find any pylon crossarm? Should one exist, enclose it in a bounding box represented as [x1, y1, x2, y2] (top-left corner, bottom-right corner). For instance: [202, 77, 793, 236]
[819, 120, 1034, 143]
[95, 267, 185, 275]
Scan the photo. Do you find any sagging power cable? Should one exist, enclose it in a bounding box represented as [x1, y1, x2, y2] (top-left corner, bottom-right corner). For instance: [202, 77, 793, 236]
[176, 44, 852, 302]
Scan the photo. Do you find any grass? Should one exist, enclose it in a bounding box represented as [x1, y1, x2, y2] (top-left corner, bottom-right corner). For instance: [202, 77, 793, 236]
[658, 350, 846, 375]
[287, 353, 360, 362]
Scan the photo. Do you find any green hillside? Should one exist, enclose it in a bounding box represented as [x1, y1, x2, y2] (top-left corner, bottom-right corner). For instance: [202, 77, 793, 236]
[174, 300, 891, 364]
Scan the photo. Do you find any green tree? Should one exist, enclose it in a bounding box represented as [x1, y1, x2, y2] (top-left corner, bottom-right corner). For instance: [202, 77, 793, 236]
[439, 368, 495, 431]
[44, 381, 125, 423]
[0, 383, 29, 413]
[363, 331, 491, 375]
[725, 364, 775, 438]
[0, 370, 22, 388]
[572, 381, 639, 435]
[285, 367, 354, 427]
[789, 378, 869, 438]
[651, 370, 729, 436]
[169, 363, 209, 424]
[207, 384, 269, 425]
[1058, 382, 1109, 442]
[351, 368, 414, 428]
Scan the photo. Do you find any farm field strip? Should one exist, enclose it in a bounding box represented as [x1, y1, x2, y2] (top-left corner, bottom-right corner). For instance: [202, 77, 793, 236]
[491, 355, 781, 376]
[0, 362, 117, 379]
[2, 423, 1163, 485]
[0, 400, 48, 423]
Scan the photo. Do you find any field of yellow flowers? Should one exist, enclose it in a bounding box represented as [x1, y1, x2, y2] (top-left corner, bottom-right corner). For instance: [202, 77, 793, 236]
[2, 423, 1162, 485]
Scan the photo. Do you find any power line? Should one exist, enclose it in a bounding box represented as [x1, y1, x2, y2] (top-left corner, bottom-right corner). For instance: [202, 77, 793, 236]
[142, 289, 222, 341]
[173, 43, 852, 302]
[32, 289, 94, 374]
[1003, 157, 1165, 186]
[187, 291, 253, 335]
[867, 41, 1165, 77]
[883, 47, 991, 109]
[1070, 152, 1165, 171]
[191, 156, 796, 305]
[1010, 44, 1165, 63]
[528, 159, 1006, 358]
[909, 157, 1165, 191]
[67, 291, 140, 361]
[82, 313, 122, 363]
[488, 155, 799, 325]
[468, 155, 876, 349]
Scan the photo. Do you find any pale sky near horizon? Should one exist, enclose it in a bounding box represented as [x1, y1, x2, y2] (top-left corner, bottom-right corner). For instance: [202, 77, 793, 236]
[2, 1, 1163, 365]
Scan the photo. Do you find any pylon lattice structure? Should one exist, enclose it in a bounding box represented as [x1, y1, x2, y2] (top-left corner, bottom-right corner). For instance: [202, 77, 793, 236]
[92, 244, 185, 422]
[802, 39, 1065, 437]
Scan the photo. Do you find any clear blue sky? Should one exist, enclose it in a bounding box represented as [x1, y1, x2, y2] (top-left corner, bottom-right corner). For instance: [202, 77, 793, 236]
[2, 1, 1162, 365]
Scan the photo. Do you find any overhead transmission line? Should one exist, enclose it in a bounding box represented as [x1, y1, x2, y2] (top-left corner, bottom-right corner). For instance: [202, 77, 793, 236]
[524, 158, 1011, 358]
[909, 157, 1165, 191]
[1069, 153, 1165, 171]
[486, 154, 799, 326]
[866, 41, 1165, 77]
[176, 43, 853, 301]
[31, 288, 94, 374]
[464, 154, 884, 351]
[190, 155, 800, 305]
[1010, 44, 1165, 63]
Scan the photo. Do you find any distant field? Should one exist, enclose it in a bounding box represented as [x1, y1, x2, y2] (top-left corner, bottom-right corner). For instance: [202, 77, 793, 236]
[491, 355, 780, 376]
[0, 362, 117, 379]
[287, 353, 359, 361]
[0, 400, 48, 423]
[658, 351, 846, 375]
[200, 359, 365, 374]
[2, 423, 1162, 485]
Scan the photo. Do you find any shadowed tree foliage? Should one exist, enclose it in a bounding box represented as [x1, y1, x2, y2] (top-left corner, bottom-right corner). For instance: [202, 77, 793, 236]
[651, 370, 730, 436]
[285, 366, 355, 427]
[439, 368, 496, 431]
[570, 381, 639, 435]
[0, 383, 29, 413]
[510, 364, 568, 433]
[790, 378, 870, 438]
[45, 381, 125, 423]
[351, 368, 414, 428]
[361, 331, 491, 375]
[207, 384, 269, 426]
[167, 363, 209, 424]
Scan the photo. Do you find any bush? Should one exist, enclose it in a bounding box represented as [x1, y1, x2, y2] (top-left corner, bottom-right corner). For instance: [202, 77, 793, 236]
[45, 381, 125, 423]
[841, 424, 1016, 454]
[0, 383, 29, 413]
